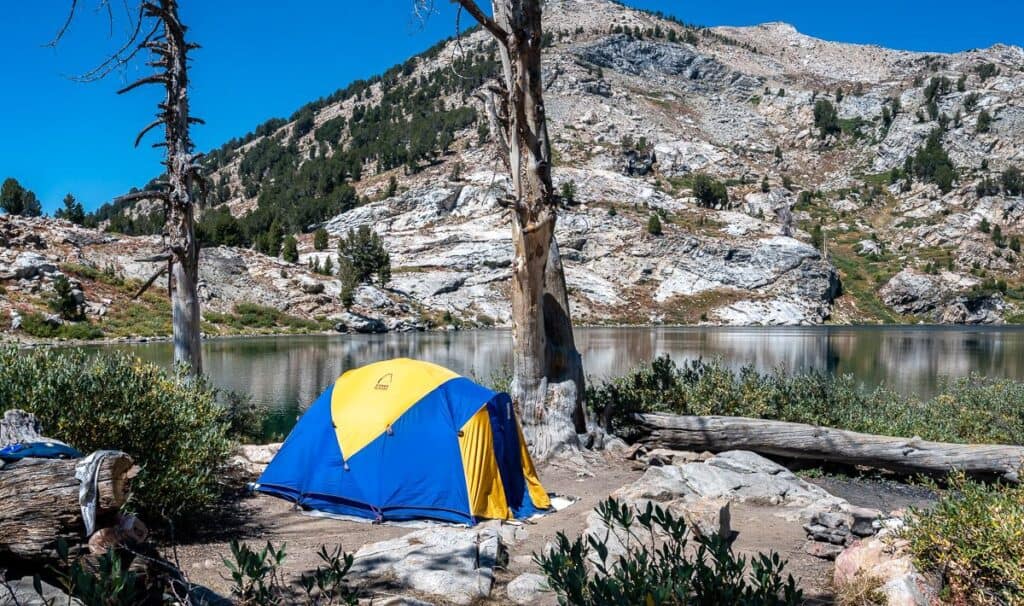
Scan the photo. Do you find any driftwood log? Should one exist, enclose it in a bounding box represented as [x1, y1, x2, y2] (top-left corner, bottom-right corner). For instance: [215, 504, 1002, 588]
[0, 410, 135, 565]
[634, 413, 1024, 482]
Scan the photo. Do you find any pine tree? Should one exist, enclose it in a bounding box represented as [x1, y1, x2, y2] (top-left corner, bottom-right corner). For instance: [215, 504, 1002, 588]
[313, 227, 329, 251]
[647, 214, 662, 236]
[761, 176, 770, 193]
[977, 110, 993, 133]
[813, 99, 840, 138]
[559, 180, 577, 204]
[282, 234, 299, 263]
[49, 274, 82, 320]
[0, 178, 42, 217]
[385, 175, 398, 198]
[55, 193, 86, 224]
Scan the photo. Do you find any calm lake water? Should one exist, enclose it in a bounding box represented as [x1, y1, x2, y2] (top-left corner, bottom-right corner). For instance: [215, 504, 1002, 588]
[90, 326, 1024, 439]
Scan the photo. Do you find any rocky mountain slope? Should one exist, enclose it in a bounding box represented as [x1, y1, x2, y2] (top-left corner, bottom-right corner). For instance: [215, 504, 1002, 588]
[5, 0, 1024, 338]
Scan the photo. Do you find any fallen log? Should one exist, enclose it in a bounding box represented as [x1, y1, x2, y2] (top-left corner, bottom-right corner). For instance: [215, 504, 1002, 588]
[633, 413, 1024, 483]
[0, 410, 135, 565]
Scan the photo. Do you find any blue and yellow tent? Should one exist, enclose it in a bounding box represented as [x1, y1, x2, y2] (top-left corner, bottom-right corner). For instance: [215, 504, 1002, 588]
[256, 358, 551, 525]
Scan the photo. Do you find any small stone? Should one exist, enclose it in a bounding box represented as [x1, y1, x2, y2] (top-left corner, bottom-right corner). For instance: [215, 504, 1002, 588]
[506, 573, 556, 606]
[804, 540, 844, 560]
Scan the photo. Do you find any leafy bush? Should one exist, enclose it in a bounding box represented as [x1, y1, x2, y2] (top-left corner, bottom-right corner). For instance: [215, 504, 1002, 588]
[205, 303, 323, 333]
[0, 347, 233, 521]
[224, 540, 358, 606]
[905, 474, 1024, 605]
[52, 541, 145, 606]
[536, 498, 801, 605]
[20, 312, 104, 340]
[587, 356, 1024, 446]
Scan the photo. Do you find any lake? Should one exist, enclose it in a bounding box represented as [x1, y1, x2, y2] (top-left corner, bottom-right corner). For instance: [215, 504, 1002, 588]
[91, 326, 1024, 440]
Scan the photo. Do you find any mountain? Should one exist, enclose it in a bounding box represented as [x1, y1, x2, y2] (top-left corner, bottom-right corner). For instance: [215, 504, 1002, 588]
[4, 0, 1024, 339]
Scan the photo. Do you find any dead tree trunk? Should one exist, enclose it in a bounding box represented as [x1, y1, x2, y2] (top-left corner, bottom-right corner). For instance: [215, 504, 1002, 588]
[451, 0, 586, 459]
[0, 410, 134, 565]
[0, 455, 135, 565]
[135, 0, 204, 375]
[55, 0, 205, 375]
[634, 413, 1024, 482]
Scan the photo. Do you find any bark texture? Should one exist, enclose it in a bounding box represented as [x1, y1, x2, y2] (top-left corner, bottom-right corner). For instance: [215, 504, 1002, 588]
[0, 455, 134, 565]
[634, 413, 1024, 482]
[118, 0, 204, 374]
[456, 0, 586, 459]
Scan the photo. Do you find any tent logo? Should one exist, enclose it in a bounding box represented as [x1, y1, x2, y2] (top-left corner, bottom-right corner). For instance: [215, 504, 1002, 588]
[374, 373, 393, 391]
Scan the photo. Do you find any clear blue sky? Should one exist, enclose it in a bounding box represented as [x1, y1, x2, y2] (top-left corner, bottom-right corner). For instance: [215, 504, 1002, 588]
[2, 1, 1022, 213]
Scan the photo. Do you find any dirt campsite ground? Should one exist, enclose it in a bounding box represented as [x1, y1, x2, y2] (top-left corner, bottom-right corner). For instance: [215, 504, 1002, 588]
[172, 452, 935, 604]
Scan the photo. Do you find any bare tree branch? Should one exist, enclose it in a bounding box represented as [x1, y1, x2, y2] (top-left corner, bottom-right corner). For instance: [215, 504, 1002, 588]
[46, 0, 79, 47]
[131, 264, 168, 300]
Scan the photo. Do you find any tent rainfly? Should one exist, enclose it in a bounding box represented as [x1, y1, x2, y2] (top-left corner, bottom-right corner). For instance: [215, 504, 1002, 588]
[256, 358, 551, 525]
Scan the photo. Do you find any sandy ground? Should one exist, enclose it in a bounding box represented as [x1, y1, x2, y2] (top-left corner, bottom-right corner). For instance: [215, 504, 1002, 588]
[172, 453, 934, 604]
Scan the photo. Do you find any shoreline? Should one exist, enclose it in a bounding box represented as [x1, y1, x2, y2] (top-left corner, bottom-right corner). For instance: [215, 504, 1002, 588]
[5, 320, 1024, 349]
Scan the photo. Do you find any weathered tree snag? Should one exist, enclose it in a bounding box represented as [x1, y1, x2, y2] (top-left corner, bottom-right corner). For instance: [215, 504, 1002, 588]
[0, 453, 134, 565]
[634, 413, 1024, 482]
[439, 0, 586, 459]
[54, 0, 205, 375]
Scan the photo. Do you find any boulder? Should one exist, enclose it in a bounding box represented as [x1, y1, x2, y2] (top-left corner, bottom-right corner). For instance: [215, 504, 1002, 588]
[675, 497, 731, 541]
[879, 269, 943, 315]
[856, 239, 883, 256]
[0, 577, 83, 606]
[335, 312, 386, 334]
[506, 573, 556, 606]
[349, 527, 502, 605]
[11, 252, 57, 280]
[834, 536, 940, 606]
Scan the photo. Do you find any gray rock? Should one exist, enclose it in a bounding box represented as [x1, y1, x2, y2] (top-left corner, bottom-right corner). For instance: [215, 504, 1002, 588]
[335, 312, 386, 334]
[506, 573, 556, 606]
[804, 540, 845, 560]
[879, 269, 943, 315]
[12, 252, 57, 279]
[676, 497, 731, 540]
[0, 577, 83, 606]
[350, 527, 502, 605]
[9, 311, 21, 331]
[856, 239, 883, 256]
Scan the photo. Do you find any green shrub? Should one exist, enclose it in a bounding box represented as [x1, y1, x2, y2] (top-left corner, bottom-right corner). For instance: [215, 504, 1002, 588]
[647, 214, 663, 236]
[587, 356, 1024, 445]
[20, 312, 104, 340]
[223, 540, 358, 606]
[692, 174, 729, 208]
[52, 540, 145, 606]
[905, 474, 1024, 605]
[0, 347, 233, 521]
[536, 498, 801, 605]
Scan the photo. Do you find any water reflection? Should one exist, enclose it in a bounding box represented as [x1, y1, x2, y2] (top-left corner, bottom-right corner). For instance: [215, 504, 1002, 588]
[88, 326, 1024, 439]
